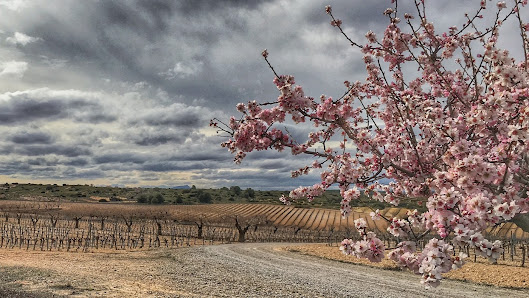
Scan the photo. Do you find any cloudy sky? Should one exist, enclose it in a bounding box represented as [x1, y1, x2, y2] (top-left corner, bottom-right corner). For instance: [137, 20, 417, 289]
[0, 0, 525, 189]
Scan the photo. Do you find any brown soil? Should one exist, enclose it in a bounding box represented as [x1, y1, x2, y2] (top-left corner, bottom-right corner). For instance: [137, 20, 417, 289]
[0, 248, 196, 297]
[285, 244, 529, 289]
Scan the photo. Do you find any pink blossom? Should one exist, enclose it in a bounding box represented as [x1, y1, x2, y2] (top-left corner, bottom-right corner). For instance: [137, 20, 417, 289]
[330, 19, 342, 27]
[354, 218, 367, 231]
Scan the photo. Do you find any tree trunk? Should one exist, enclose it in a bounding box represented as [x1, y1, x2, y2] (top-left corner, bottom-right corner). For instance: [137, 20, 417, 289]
[234, 216, 249, 242]
[238, 229, 247, 242]
[50, 217, 57, 228]
[30, 215, 39, 228]
[156, 222, 162, 236]
[73, 217, 81, 229]
[197, 225, 203, 239]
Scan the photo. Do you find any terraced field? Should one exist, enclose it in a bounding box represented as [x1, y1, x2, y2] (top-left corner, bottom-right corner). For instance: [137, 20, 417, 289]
[170, 204, 529, 239]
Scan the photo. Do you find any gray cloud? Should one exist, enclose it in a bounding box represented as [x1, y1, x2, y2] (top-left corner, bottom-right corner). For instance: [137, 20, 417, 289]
[0, 89, 116, 124]
[131, 133, 185, 146]
[15, 144, 91, 157]
[9, 130, 54, 144]
[93, 152, 149, 165]
[129, 103, 206, 127]
[191, 168, 321, 190]
[26, 157, 58, 166]
[142, 162, 210, 172]
[64, 158, 89, 166]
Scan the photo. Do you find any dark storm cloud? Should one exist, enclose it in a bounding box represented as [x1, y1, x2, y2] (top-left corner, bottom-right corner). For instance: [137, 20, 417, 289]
[92, 146, 230, 170]
[141, 112, 201, 127]
[27, 157, 57, 166]
[122, 129, 188, 146]
[123, 103, 212, 146]
[100, 1, 167, 36]
[253, 160, 289, 170]
[77, 112, 117, 123]
[62, 168, 106, 179]
[175, 0, 269, 14]
[191, 168, 320, 190]
[304, 1, 392, 30]
[65, 158, 89, 166]
[94, 153, 149, 165]
[25, 156, 88, 167]
[100, 0, 262, 37]
[9, 131, 54, 144]
[16, 144, 91, 157]
[0, 89, 116, 125]
[98, 163, 139, 172]
[132, 134, 185, 146]
[0, 97, 70, 123]
[169, 151, 230, 162]
[142, 161, 213, 172]
[129, 104, 205, 127]
[1, 161, 31, 175]
[138, 174, 161, 182]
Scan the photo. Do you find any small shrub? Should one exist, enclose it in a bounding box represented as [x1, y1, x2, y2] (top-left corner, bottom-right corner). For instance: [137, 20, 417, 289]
[110, 196, 122, 202]
[151, 193, 165, 204]
[198, 192, 212, 203]
[137, 194, 148, 204]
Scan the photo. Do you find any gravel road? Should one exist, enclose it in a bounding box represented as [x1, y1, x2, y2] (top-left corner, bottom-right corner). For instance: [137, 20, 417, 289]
[164, 243, 529, 297]
[1, 243, 529, 297]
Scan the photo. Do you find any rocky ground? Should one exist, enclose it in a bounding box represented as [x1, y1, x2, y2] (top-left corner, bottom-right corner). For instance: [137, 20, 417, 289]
[0, 243, 528, 297]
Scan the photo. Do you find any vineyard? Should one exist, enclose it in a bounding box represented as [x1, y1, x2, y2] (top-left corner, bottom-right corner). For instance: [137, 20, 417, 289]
[0, 200, 527, 265]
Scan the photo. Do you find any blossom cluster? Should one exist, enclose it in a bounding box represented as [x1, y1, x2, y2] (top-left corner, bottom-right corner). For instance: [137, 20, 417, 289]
[387, 238, 467, 288]
[340, 218, 385, 263]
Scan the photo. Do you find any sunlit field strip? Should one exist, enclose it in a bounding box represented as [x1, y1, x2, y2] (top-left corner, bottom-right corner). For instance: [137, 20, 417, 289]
[275, 207, 295, 226]
[284, 209, 303, 227]
[246, 205, 272, 217]
[278, 208, 298, 226]
[314, 210, 329, 231]
[291, 208, 310, 227]
[307, 209, 324, 230]
[301, 208, 322, 230]
[317, 210, 331, 231]
[269, 206, 292, 223]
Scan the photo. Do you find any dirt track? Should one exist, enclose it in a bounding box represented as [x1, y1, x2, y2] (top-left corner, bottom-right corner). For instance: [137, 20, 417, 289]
[0, 243, 528, 297]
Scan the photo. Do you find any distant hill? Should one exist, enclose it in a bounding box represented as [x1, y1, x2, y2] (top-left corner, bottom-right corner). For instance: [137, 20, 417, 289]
[172, 185, 191, 189]
[0, 182, 425, 211]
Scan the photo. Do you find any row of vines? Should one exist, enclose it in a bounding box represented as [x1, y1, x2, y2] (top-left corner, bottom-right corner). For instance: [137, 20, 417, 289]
[0, 201, 527, 266]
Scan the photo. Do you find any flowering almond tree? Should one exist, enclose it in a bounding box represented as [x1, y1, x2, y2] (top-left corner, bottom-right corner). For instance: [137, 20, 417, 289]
[212, 0, 529, 287]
